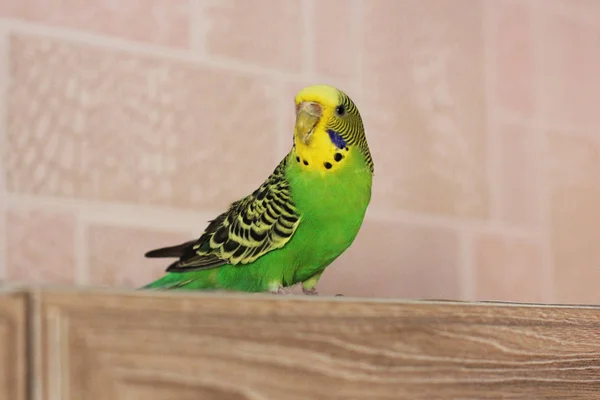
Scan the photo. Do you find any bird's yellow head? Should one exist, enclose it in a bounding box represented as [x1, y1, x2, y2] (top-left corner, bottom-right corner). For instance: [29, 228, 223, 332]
[292, 85, 373, 174]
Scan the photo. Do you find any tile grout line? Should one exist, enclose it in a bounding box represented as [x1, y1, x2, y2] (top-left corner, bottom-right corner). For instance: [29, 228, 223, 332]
[0, 21, 9, 281]
[532, 3, 600, 138]
[275, 78, 291, 160]
[482, 0, 503, 227]
[352, 0, 364, 99]
[7, 190, 547, 250]
[279, 0, 316, 166]
[6, 193, 218, 233]
[364, 97, 600, 138]
[0, 17, 372, 95]
[366, 208, 545, 241]
[456, 0, 501, 301]
[8, 191, 548, 242]
[188, 0, 206, 55]
[0, 18, 302, 82]
[459, 229, 475, 301]
[302, 0, 316, 79]
[74, 213, 88, 286]
[531, 3, 555, 304]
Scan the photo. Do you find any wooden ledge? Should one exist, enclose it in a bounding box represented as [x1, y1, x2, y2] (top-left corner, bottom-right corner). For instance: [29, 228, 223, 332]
[2, 287, 600, 399]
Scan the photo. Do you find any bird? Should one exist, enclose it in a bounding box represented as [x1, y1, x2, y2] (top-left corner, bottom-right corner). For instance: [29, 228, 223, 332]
[141, 84, 374, 295]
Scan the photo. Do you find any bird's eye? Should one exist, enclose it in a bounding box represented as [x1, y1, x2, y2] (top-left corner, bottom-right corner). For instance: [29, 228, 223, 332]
[335, 104, 346, 116]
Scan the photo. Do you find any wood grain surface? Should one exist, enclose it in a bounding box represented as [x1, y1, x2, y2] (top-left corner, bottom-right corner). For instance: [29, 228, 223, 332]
[34, 289, 600, 399]
[0, 291, 27, 400]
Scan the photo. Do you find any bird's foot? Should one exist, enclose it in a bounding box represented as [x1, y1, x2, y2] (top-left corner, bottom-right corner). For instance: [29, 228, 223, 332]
[271, 286, 291, 295]
[302, 287, 319, 296]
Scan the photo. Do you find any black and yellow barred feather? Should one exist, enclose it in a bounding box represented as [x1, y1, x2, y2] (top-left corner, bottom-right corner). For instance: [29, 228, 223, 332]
[145, 157, 301, 272]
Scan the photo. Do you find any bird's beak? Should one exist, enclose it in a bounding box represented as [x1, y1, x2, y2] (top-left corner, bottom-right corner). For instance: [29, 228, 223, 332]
[295, 101, 322, 145]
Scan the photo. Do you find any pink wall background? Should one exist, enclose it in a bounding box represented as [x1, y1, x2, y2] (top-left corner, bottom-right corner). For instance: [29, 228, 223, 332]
[1, 0, 599, 303]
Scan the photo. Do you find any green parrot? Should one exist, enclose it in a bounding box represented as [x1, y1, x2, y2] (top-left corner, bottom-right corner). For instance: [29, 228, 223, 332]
[142, 84, 374, 295]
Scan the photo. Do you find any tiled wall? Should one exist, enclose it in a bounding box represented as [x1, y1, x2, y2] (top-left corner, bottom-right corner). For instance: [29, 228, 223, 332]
[1, 0, 599, 303]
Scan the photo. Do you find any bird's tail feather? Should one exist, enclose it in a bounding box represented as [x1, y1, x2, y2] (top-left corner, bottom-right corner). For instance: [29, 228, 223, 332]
[144, 240, 196, 258]
[139, 271, 217, 291]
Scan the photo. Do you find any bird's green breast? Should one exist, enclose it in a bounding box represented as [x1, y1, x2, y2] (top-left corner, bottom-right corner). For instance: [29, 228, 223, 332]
[282, 148, 373, 283]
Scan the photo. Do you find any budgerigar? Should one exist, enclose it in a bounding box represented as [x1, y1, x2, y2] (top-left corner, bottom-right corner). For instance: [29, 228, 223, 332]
[142, 84, 374, 295]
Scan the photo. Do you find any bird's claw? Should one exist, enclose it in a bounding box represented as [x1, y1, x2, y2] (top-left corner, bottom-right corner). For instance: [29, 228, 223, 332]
[302, 287, 319, 296]
[271, 286, 291, 295]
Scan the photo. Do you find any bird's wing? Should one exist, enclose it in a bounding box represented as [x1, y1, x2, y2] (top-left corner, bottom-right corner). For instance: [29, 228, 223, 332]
[145, 158, 301, 272]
